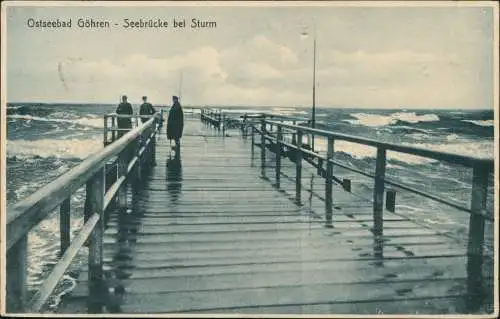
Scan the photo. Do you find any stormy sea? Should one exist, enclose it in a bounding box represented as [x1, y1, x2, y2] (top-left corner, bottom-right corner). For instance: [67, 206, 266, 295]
[5, 103, 495, 311]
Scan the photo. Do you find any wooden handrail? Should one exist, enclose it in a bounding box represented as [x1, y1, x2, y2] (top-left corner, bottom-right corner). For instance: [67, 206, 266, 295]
[265, 119, 493, 168]
[6, 116, 160, 312]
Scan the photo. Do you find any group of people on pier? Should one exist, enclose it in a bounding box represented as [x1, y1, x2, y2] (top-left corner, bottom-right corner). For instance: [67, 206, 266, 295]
[116, 95, 184, 150]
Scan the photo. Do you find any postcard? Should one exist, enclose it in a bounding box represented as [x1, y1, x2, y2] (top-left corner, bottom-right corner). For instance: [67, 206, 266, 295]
[1, 1, 498, 317]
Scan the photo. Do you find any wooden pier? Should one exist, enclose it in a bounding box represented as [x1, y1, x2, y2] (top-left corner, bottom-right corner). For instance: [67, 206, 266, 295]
[5, 110, 495, 315]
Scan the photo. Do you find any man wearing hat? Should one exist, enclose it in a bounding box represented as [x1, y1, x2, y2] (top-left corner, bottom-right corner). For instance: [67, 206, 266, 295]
[167, 95, 184, 151]
[116, 95, 133, 138]
[139, 95, 156, 123]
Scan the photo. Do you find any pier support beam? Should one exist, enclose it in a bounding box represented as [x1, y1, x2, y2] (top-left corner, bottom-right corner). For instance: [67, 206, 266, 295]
[386, 189, 396, 212]
[343, 178, 351, 192]
[275, 126, 282, 188]
[59, 198, 71, 256]
[325, 137, 334, 228]
[251, 125, 255, 156]
[6, 235, 27, 312]
[295, 131, 303, 205]
[466, 164, 489, 311]
[117, 150, 128, 209]
[87, 168, 105, 313]
[260, 119, 266, 175]
[373, 147, 386, 260]
[103, 115, 108, 146]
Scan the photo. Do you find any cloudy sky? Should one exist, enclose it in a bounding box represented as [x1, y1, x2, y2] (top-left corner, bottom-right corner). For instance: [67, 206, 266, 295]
[4, 2, 497, 109]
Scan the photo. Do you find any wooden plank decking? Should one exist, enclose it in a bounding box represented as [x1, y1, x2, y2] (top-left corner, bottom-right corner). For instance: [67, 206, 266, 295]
[58, 119, 472, 314]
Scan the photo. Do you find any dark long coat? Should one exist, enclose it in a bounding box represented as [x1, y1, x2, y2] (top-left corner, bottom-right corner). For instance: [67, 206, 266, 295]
[116, 102, 133, 128]
[166, 101, 184, 140]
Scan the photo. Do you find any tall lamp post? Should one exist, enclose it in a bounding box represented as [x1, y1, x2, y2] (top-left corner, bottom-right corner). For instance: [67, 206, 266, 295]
[301, 22, 317, 152]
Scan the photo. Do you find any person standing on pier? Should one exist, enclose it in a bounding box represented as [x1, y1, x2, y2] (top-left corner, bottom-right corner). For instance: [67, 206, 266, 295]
[167, 95, 184, 152]
[139, 95, 156, 123]
[116, 95, 133, 138]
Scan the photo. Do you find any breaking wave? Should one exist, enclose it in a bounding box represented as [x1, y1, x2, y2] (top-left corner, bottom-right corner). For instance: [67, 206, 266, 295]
[344, 112, 440, 127]
[462, 119, 494, 127]
[7, 138, 103, 159]
[8, 114, 104, 128]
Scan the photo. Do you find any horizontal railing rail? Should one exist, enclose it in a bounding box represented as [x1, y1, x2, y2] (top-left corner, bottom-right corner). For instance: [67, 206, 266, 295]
[265, 120, 494, 168]
[242, 112, 310, 123]
[6, 116, 160, 313]
[243, 114, 494, 312]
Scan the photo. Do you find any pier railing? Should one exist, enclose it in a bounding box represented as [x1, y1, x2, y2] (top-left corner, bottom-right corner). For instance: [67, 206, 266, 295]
[6, 115, 160, 313]
[236, 114, 494, 311]
[104, 112, 163, 146]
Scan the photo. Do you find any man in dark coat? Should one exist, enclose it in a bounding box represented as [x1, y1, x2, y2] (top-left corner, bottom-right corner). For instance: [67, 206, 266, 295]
[116, 95, 133, 138]
[167, 95, 184, 150]
[139, 96, 156, 123]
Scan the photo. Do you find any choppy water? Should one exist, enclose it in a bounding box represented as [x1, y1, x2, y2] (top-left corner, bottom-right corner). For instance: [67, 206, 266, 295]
[6, 103, 495, 311]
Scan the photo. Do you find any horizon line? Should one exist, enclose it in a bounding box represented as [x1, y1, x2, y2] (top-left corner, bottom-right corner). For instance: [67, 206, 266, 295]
[4, 101, 494, 111]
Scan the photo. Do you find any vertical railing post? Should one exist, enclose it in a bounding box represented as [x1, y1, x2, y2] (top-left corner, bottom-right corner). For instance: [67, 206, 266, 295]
[373, 147, 387, 238]
[325, 137, 334, 228]
[111, 116, 116, 143]
[6, 235, 28, 312]
[103, 115, 108, 146]
[386, 190, 396, 212]
[117, 149, 128, 210]
[59, 197, 71, 256]
[251, 125, 255, 156]
[87, 168, 105, 313]
[133, 136, 143, 194]
[260, 118, 266, 174]
[150, 121, 157, 166]
[296, 130, 303, 205]
[243, 115, 248, 138]
[466, 164, 489, 311]
[275, 126, 282, 188]
[222, 114, 226, 136]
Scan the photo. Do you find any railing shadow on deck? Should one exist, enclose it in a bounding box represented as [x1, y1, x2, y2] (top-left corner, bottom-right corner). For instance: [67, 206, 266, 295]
[208, 112, 495, 313]
[6, 114, 161, 314]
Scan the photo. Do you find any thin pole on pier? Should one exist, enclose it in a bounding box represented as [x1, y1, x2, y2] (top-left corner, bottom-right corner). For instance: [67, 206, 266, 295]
[117, 150, 128, 209]
[59, 198, 71, 255]
[87, 168, 105, 313]
[260, 118, 266, 174]
[373, 147, 387, 238]
[311, 27, 317, 152]
[6, 235, 27, 312]
[466, 164, 489, 311]
[325, 136, 334, 228]
[134, 136, 143, 192]
[295, 130, 303, 204]
[275, 126, 282, 188]
[103, 115, 108, 146]
[251, 125, 255, 156]
[150, 122, 157, 166]
[111, 116, 116, 143]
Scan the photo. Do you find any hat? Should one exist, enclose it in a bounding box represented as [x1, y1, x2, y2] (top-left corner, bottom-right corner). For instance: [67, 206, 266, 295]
[142, 96, 147, 100]
[122, 95, 127, 99]
[173, 95, 179, 100]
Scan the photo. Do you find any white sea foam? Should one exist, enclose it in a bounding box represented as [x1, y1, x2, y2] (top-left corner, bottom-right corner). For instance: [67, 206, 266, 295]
[462, 120, 494, 127]
[8, 114, 104, 128]
[344, 112, 440, 127]
[7, 138, 102, 159]
[269, 107, 308, 116]
[446, 134, 460, 141]
[406, 140, 494, 160]
[408, 133, 429, 141]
